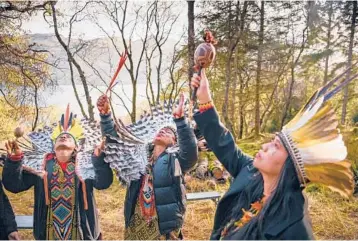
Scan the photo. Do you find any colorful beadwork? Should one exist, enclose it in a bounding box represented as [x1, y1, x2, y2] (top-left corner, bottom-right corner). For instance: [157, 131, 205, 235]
[49, 161, 77, 240]
[199, 100, 214, 113]
[220, 198, 264, 239]
[139, 162, 156, 223]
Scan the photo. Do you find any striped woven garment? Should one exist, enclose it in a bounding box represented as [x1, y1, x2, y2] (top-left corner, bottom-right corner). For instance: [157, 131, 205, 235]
[47, 160, 79, 240]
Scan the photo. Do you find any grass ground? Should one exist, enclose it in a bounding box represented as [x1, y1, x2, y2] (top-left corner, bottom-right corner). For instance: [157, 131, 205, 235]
[2, 136, 358, 239]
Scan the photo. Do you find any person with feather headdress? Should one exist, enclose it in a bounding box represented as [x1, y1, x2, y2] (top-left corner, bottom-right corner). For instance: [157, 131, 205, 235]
[190, 68, 355, 240]
[96, 92, 198, 240]
[1, 106, 113, 240]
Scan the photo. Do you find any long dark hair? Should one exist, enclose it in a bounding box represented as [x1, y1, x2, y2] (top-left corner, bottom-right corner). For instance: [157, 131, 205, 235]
[217, 157, 304, 239]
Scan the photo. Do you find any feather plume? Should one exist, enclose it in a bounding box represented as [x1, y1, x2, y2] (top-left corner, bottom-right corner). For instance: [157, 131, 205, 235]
[10, 107, 96, 181]
[103, 100, 191, 183]
[305, 161, 354, 198]
[278, 65, 358, 198]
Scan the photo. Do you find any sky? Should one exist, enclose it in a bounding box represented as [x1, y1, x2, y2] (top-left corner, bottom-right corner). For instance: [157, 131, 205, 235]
[22, 1, 188, 40]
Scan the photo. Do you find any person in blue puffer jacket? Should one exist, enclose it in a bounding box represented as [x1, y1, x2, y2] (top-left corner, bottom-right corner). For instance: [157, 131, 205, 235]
[96, 93, 198, 240]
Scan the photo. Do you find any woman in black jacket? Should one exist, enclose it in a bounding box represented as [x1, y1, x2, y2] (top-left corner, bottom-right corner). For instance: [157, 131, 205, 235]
[191, 69, 353, 240]
[0, 177, 19, 240]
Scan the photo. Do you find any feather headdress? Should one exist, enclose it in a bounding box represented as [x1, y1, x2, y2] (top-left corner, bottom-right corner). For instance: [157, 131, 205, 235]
[0, 105, 100, 181]
[278, 65, 358, 198]
[51, 104, 85, 144]
[103, 100, 193, 184]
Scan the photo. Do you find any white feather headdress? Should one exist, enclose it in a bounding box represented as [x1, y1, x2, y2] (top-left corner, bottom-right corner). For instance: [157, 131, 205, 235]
[101, 100, 206, 184]
[103, 100, 186, 184]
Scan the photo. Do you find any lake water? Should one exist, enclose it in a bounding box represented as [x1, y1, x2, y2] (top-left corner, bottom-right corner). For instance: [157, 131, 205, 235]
[42, 83, 149, 119]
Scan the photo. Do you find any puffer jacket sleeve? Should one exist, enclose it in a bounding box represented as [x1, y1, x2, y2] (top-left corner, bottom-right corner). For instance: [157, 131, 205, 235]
[194, 107, 252, 177]
[174, 117, 198, 173]
[92, 152, 113, 190]
[99, 113, 119, 137]
[2, 158, 37, 193]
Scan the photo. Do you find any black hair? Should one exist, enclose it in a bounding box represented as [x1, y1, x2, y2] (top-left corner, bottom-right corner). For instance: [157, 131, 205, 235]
[161, 126, 178, 142]
[216, 157, 304, 239]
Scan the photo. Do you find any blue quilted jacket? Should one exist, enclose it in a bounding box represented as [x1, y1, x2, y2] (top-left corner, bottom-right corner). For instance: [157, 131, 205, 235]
[100, 114, 198, 235]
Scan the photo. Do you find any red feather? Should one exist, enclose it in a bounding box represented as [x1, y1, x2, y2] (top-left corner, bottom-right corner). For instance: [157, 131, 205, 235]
[106, 51, 128, 95]
[63, 104, 70, 132]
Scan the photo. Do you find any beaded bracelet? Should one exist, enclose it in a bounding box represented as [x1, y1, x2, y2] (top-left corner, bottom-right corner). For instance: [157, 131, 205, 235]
[173, 113, 183, 119]
[199, 100, 214, 113]
[8, 152, 24, 161]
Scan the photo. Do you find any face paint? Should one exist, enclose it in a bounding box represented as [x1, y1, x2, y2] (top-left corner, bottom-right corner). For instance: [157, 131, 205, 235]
[267, 145, 278, 156]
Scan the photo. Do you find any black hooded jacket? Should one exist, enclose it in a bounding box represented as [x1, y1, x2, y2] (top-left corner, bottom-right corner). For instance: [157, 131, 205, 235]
[0, 178, 18, 240]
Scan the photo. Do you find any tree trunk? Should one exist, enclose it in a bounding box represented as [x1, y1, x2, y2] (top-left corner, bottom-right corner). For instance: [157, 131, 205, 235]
[187, 0, 195, 87]
[255, 1, 264, 137]
[51, 2, 94, 120]
[232, 1, 248, 139]
[156, 47, 163, 103]
[281, 63, 295, 128]
[231, 45, 239, 136]
[130, 71, 137, 123]
[323, 1, 333, 85]
[222, 1, 234, 135]
[68, 55, 88, 119]
[341, 0, 357, 125]
[280, 5, 308, 129]
[222, 50, 235, 136]
[21, 69, 40, 131]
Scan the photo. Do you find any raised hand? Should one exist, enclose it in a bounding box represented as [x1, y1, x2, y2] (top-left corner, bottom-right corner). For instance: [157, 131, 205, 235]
[173, 93, 185, 119]
[5, 140, 23, 160]
[97, 94, 110, 115]
[190, 68, 212, 104]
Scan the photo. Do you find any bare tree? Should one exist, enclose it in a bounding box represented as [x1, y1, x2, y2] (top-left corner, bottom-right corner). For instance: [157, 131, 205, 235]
[165, 31, 186, 102]
[94, 1, 155, 122]
[48, 1, 95, 120]
[144, 1, 181, 105]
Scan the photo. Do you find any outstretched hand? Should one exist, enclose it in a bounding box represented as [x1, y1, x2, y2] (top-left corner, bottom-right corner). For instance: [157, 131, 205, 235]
[190, 68, 212, 104]
[5, 140, 23, 159]
[97, 94, 110, 115]
[173, 93, 185, 119]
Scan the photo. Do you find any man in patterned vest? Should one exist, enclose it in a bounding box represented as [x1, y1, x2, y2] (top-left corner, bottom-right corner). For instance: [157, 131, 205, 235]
[2, 106, 113, 240]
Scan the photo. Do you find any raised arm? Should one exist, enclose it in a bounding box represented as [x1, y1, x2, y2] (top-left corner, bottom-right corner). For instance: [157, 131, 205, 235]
[191, 69, 252, 177]
[2, 141, 37, 193]
[172, 93, 198, 172]
[175, 117, 198, 173]
[194, 108, 251, 177]
[92, 141, 113, 190]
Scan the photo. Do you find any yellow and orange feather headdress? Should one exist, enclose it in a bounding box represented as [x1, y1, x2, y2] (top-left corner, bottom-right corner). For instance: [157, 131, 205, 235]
[51, 104, 84, 145]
